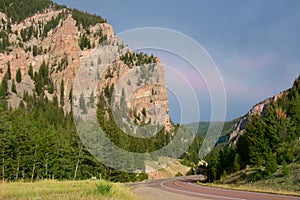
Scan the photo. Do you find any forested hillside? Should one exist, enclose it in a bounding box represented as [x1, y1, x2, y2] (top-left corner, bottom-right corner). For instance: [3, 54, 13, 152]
[204, 75, 300, 182]
[2, 0, 299, 185]
[0, 0, 150, 182]
[0, 63, 149, 183]
[186, 119, 240, 144]
[0, 0, 180, 182]
[0, 0, 55, 22]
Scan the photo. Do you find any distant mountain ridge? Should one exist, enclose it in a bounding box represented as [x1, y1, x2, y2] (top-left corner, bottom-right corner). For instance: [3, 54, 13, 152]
[186, 119, 240, 144]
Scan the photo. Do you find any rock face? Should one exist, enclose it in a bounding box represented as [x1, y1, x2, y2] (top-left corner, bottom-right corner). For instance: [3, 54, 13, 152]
[0, 7, 170, 130]
[72, 34, 170, 136]
[228, 92, 285, 144]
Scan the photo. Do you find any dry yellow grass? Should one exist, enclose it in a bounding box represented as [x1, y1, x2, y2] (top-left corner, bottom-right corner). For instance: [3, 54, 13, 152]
[0, 180, 138, 200]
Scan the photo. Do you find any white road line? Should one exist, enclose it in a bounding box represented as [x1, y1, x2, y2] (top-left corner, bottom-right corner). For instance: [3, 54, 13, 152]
[186, 182, 298, 198]
[160, 180, 246, 200]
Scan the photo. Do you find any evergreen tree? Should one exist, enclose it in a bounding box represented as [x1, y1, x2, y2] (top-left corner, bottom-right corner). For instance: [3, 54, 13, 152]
[233, 153, 241, 171]
[32, 45, 38, 57]
[79, 34, 91, 50]
[60, 80, 64, 107]
[11, 79, 17, 94]
[28, 63, 33, 79]
[69, 87, 73, 105]
[263, 105, 279, 149]
[246, 115, 267, 166]
[0, 0, 54, 23]
[34, 71, 43, 96]
[0, 73, 8, 97]
[264, 153, 278, 176]
[39, 61, 49, 85]
[16, 68, 22, 83]
[48, 79, 54, 94]
[141, 107, 147, 117]
[7, 62, 11, 80]
[207, 153, 219, 181]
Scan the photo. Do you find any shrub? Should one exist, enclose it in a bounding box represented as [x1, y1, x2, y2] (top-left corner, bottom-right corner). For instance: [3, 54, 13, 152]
[282, 161, 290, 176]
[175, 172, 183, 177]
[95, 182, 113, 195]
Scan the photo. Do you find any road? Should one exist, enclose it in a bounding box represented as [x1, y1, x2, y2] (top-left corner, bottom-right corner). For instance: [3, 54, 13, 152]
[130, 176, 300, 200]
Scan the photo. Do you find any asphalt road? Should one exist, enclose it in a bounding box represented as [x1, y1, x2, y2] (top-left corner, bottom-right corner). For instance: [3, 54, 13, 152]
[130, 176, 300, 200]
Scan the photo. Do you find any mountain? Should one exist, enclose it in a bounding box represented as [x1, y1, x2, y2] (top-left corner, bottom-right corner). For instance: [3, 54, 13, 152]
[228, 92, 286, 144]
[0, 0, 174, 182]
[186, 119, 241, 145]
[204, 74, 300, 182]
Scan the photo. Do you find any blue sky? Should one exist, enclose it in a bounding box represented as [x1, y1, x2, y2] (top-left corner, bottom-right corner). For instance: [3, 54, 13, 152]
[54, 0, 300, 123]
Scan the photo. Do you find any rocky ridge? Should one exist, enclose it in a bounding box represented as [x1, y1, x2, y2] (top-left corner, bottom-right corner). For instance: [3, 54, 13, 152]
[0, 6, 170, 132]
[228, 92, 285, 144]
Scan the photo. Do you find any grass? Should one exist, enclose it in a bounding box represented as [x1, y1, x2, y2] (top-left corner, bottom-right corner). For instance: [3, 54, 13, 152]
[95, 182, 113, 195]
[199, 182, 300, 197]
[198, 162, 300, 197]
[0, 180, 138, 200]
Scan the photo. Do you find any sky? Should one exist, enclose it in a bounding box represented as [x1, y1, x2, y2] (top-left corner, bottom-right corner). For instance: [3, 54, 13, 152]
[54, 0, 300, 123]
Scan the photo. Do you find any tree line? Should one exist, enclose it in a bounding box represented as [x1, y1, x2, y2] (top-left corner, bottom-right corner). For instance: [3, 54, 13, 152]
[205, 75, 300, 181]
[0, 0, 60, 23]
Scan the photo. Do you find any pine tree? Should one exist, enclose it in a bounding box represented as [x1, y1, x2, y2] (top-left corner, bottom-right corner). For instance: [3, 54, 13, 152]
[263, 105, 279, 149]
[233, 153, 241, 171]
[39, 61, 48, 85]
[208, 153, 219, 181]
[142, 107, 147, 117]
[69, 87, 73, 105]
[48, 79, 54, 94]
[11, 79, 17, 94]
[28, 63, 33, 79]
[32, 45, 38, 57]
[7, 62, 11, 80]
[34, 71, 43, 96]
[0, 73, 8, 97]
[265, 153, 278, 176]
[244, 114, 267, 166]
[16, 68, 22, 83]
[60, 80, 64, 106]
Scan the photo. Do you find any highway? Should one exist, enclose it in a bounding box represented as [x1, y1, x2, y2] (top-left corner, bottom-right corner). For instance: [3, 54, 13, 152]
[131, 176, 300, 200]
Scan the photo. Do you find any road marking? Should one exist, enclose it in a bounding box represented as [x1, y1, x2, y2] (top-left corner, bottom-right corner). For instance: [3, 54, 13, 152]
[186, 182, 300, 200]
[161, 180, 246, 200]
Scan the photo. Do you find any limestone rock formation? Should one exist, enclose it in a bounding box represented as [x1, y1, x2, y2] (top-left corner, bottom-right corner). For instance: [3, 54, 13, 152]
[0, 6, 170, 131]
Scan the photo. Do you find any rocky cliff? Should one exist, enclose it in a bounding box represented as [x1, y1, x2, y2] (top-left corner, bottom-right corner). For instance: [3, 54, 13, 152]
[228, 92, 286, 144]
[0, 4, 170, 132]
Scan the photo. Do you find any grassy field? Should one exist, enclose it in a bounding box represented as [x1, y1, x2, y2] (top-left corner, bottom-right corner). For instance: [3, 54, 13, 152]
[0, 180, 138, 200]
[199, 162, 300, 197]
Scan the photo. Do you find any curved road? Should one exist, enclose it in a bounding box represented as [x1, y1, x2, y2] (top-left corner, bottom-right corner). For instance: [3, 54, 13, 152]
[131, 176, 300, 200]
